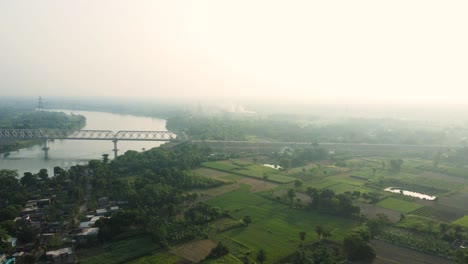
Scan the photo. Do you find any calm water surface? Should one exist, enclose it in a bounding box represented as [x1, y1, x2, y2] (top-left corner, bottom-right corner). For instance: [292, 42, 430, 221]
[0, 110, 166, 175]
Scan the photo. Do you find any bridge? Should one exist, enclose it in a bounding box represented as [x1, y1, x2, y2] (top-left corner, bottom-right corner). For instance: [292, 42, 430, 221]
[0, 129, 184, 158]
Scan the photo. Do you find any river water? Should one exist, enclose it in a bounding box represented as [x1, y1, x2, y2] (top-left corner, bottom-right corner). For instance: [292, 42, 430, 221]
[0, 110, 167, 176]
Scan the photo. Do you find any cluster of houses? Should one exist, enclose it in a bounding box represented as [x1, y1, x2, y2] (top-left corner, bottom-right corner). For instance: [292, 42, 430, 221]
[1, 196, 126, 264]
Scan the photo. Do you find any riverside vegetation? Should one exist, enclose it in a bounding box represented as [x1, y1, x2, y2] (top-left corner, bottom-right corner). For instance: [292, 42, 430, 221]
[2, 109, 468, 263]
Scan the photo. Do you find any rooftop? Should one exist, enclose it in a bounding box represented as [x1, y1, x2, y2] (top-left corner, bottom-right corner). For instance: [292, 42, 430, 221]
[46, 247, 73, 257]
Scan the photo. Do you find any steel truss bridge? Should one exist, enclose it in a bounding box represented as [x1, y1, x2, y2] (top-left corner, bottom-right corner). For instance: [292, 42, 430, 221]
[0, 129, 184, 158]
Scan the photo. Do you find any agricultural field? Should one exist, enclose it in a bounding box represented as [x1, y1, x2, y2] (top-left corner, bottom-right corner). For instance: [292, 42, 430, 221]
[371, 239, 451, 264]
[193, 156, 468, 262]
[205, 185, 358, 262]
[377, 198, 423, 213]
[79, 236, 160, 264]
[170, 239, 217, 263]
[202, 160, 296, 183]
[202, 254, 243, 264]
[193, 167, 279, 197]
[452, 215, 468, 227]
[127, 251, 183, 264]
[396, 215, 440, 233]
[193, 167, 244, 182]
[408, 206, 442, 219]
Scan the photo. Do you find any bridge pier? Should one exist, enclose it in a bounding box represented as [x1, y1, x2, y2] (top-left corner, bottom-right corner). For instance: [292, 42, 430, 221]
[113, 140, 118, 159]
[42, 139, 49, 159]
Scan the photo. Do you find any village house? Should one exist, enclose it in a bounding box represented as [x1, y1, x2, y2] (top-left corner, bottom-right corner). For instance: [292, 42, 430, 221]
[45, 247, 75, 264]
[95, 208, 108, 216]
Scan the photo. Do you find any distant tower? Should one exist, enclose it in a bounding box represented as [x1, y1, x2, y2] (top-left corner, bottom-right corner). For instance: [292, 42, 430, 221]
[37, 96, 44, 111]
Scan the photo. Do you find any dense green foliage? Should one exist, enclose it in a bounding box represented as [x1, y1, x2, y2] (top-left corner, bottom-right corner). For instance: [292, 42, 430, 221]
[0, 109, 86, 153]
[88, 144, 225, 247]
[1, 110, 85, 130]
[342, 226, 375, 263]
[306, 187, 360, 217]
[167, 114, 448, 145]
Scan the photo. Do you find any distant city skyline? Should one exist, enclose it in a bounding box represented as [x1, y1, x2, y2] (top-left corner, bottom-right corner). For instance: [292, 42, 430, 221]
[1, 1, 467, 103]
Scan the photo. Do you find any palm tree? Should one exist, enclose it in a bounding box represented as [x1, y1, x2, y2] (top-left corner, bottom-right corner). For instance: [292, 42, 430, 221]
[315, 225, 324, 240]
[256, 249, 266, 264]
[287, 189, 296, 206]
[299, 231, 306, 246]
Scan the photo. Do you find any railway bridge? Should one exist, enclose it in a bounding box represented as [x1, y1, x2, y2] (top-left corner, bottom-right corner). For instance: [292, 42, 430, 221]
[0, 129, 184, 158]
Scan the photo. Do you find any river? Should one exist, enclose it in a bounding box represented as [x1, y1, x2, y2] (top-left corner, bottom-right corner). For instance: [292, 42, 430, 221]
[0, 110, 167, 176]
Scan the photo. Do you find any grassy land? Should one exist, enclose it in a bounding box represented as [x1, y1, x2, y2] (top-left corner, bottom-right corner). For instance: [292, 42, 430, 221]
[396, 215, 440, 233]
[377, 198, 423, 213]
[127, 251, 182, 264]
[409, 206, 442, 219]
[202, 160, 296, 183]
[452, 215, 468, 227]
[205, 185, 358, 262]
[79, 236, 159, 264]
[202, 254, 243, 264]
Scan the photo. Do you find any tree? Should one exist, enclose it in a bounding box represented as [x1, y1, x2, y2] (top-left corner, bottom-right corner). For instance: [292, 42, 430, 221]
[21, 172, 38, 188]
[315, 225, 324, 240]
[453, 249, 468, 263]
[243, 215, 252, 226]
[207, 242, 229, 259]
[322, 229, 332, 240]
[439, 223, 448, 235]
[287, 189, 296, 206]
[299, 231, 306, 246]
[367, 213, 390, 237]
[38, 169, 48, 181]
[256, 249, 266, 264]
[343, 232, 375, 263]
[102, 154, 110, 164]
[389, 159, 403, 172]
[294, 179, 303, 188]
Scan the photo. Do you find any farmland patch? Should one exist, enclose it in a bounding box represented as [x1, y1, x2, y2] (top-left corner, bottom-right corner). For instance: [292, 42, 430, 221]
[452, 215, 468, 227]
[377, 198, 423, 213]
[170, 239, 217, 263]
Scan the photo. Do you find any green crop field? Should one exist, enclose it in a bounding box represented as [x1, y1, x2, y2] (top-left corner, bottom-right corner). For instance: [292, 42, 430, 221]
[205, 185, 358, 261]
[202, 160, 296, 183]
[128, 251, 182, 264]
[202, 254, 243, 264]
[409, 206, 441, 219]
[396, 215, 440, 233]
[452, 215, 468, 227]
[80, 236, 159, 264]
[377, 198, 423, 213]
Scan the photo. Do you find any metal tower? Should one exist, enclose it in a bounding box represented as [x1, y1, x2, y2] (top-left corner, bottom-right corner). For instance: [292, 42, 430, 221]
[37, 96, 44, 111]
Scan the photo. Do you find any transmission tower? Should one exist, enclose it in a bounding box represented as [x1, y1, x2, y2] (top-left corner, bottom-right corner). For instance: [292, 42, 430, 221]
[37, 96, 44, 111]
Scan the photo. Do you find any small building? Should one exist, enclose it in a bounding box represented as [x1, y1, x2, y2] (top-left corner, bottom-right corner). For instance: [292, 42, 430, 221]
[109, 206, 119, 213]
[46, 247, 75, 264]
[96, 208, 108, 216]
[3, 237, 17, 248]
[76, 227, 100, 245]
[78, 227, 99, 237]
[89, 216, 103, 225]
[98, 197, 109, 206]
[79, 221, 92, 229]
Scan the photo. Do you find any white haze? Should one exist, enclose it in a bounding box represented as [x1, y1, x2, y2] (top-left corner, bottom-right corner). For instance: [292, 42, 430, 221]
[0, 1, 467, 104]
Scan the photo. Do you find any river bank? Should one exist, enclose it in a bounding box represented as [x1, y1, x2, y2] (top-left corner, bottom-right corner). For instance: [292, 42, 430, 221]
[0, 109, 167, 175]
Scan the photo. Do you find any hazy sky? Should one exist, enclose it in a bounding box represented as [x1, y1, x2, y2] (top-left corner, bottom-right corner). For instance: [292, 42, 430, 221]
[1, 1, 467, 103]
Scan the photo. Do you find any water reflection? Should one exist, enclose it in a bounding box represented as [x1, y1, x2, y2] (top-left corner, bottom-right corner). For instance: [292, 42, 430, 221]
[384, 187, 436, 200]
